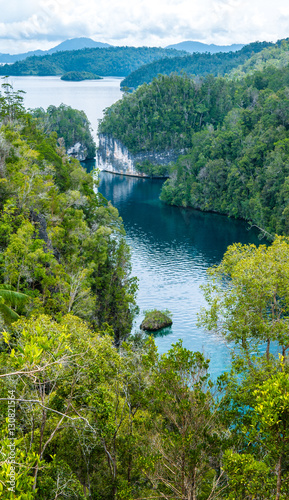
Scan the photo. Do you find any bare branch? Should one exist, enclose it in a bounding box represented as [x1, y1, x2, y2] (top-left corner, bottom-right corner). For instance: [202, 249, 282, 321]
[0, 352, 87, 379]
[0, 398, 97, 433]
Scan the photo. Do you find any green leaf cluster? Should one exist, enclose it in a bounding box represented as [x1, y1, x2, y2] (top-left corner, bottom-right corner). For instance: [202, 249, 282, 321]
[99, 73, 234, 153]
[0, 83, 137, 341]
[32, 104, 96, 159]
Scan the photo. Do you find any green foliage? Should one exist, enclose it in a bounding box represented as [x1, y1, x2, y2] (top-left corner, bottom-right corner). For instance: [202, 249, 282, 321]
[140, 309, 172, 331]
[231, 37, 289, 79]
[198, 238, 289, 498]
[199, 236, 289, 357]
[37, 459, 86, 499]
[121, 40, 273, 88]
[142, 342, 224, 499]
[32, 104, 96, 159]
[60, 71, 102, 81]
[0, 46, 186, 77]
[0, 285, 29, 325]
[0, 83, 137, 341]
[99, 73, 234, 153]
[222, 451, 271, 499]
[1, 307, 289, 498]
[0, 432, 41, 499]
[1, 320, 228, 499]
[0, 80, 26, 122]
[135, 160, 169, 177]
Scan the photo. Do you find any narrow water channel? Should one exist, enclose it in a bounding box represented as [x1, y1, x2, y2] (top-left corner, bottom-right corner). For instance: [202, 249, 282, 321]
[98, 171, 261, 379]
[10, 75, 263, 378]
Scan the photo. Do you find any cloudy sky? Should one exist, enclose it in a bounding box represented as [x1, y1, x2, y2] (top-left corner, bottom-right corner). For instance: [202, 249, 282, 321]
[1, 0, 289, 54]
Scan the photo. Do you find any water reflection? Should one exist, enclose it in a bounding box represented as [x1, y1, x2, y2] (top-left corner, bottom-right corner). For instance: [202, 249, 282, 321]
[148, 326, 174, 338]
[98, 171, 261, 379]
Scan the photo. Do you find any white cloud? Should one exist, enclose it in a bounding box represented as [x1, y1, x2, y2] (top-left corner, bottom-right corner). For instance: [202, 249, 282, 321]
[0, 0, 288, 53]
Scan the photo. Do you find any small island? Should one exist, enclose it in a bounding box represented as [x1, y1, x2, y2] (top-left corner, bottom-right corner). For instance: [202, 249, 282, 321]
[61, 71, 103, 81]
[140, 309, 173, 331]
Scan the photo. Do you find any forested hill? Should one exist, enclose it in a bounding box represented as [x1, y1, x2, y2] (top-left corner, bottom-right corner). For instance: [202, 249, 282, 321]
[0, 82, 137, 343]
[99, 73, 235, 153]
[1, 82, 289, 499]
[32, 104, 96, 159]
[120, 41, 273, 88]
[0, 46, 186, 77]
[100, 62, 289, 236]
[0, 37, 111, 63]
[166, 40, 244, 54]
[231, 38, 289, 77]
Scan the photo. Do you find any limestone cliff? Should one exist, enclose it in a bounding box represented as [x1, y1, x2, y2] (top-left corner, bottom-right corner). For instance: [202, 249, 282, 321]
[67, 142, 88, 162]
[97, 134, 183, 177]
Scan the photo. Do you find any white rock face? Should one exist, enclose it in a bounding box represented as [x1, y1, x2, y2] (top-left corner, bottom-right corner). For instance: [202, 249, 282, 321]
[97, 134, 183, 177]
[67, 142, 88, 161]
[97, 135, 148, 176]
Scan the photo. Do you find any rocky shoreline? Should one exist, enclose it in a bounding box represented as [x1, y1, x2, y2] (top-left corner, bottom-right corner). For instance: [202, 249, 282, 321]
[97, 134, 183, 177]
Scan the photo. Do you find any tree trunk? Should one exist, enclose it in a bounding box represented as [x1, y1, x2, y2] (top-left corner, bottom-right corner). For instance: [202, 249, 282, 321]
[192, 467, 197, 500]
[33, 403, 47, 490]
[275, 454, 282, 500]
[266, 338, 270, 361]
[181, 451, 185, 499]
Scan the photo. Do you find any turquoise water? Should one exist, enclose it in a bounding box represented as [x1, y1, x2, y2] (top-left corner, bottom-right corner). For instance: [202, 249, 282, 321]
[98, 171, 261, 379]
[9, 75, 262, 378]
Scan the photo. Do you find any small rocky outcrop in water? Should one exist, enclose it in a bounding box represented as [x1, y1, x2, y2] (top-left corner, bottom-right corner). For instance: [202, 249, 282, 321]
[61, 71, 102, 81]
[140, 310, 173, 331]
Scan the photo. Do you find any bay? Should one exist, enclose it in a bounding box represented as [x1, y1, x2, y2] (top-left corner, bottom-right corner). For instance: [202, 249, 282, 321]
[9, 75, 123, 141]
[98, 171, 261, 379]
[8, 75, 261, 378]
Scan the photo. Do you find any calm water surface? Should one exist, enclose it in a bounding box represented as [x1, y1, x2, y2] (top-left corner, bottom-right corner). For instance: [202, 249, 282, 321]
[10, 75, 123, 141]
[98, 172, 261, 378]
[10, 76, 261, 378]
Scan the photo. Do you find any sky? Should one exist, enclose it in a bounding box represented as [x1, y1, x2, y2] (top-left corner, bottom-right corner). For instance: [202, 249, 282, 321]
[0, 0, 289, 54]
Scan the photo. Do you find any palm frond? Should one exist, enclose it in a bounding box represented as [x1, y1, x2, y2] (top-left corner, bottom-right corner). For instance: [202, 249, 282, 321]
[0, 287, 29, 307]
[0, 302, 20, 323]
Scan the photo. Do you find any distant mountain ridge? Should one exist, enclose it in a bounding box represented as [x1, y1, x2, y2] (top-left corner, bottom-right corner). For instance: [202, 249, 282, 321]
[0, 46, 186, 77]
[121, 41, 273, 89]
[166, 41, 244, 54]
[0, 37, 111, 63]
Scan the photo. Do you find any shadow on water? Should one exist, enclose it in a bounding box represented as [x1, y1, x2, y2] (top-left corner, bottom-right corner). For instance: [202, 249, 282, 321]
[81, 159, 96, 173]
[98, 170, 261, 262]
[149, 325, 174, 338]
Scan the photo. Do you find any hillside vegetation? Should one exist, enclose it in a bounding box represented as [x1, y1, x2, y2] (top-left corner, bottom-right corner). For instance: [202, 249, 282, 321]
[99, 73, 235, 153]
[0, 83, 137, 342]
[1, 81, 289, 499]
[32, 104, 96, 158]
[160, 64, 289, 235]
[121, 41, 273, 88]
[231, 38, 289, 78]
[100, 42, 289, 236]
[0, 46, 186, 77]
